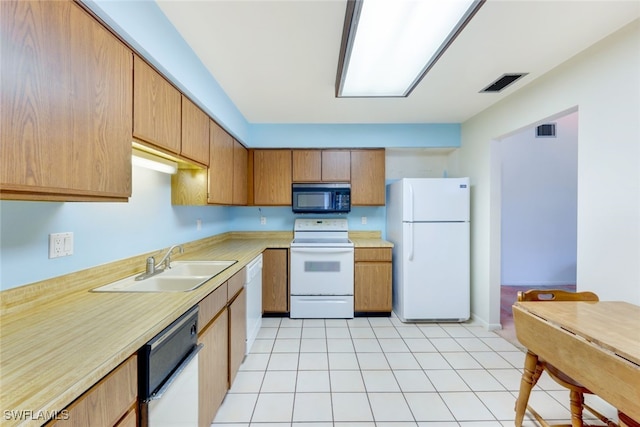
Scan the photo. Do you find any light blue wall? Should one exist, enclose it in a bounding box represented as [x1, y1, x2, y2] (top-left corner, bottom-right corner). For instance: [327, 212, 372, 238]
[0, 1, 458, 291]
[228, 206, 386, 232]
[82, 0, 250, 143]
[250, 124, 460, 148]
[0, 167, 231, 290]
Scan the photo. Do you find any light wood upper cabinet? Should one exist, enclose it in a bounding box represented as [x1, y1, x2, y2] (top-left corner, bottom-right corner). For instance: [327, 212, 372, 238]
[292, 150, 322, 182]
[181, 96, 210, 166]
[252, 150, 292, 205]
[351, 149, 385, 205]
[322, 150, 351, 182]
[292, 149, 350, 183]
[133, 55, 181, 154]
[208, 121, 234, 204]
[233, 140, 248, 205]
[1, 0, 132, 201]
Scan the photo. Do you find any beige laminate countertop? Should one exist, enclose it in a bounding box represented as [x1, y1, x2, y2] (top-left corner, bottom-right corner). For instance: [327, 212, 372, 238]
[0, 231, 391, 427]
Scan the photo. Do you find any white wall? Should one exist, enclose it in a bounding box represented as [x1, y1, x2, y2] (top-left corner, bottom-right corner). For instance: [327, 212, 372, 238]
[386, 148, 455, 179]
[500, 112, 578, 287]
[454, 20, 640, 328]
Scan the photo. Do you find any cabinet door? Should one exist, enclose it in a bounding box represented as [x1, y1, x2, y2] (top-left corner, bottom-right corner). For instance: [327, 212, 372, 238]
[232, 140, 248, 205]
[322, 150, 351, 182]
[355, 262, 392, 312]
[208, 121, 234, 204]
[1, 0, 132, 201]
[51, 355, 137, 426]
[354, 248, 392, 313]
[181, 96, 210, 166]
[229, 288, 247, 387]
[198, 308, 228, 427]
[253, 150, 292, 205]
[133, 55, 181, 154]
[262, 249, 289, 313]
[351, 149, 385, 205]
[292, 150, 321, 182]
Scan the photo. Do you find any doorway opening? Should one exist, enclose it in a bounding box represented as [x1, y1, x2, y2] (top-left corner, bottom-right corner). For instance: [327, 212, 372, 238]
[495, 110, 578, 344]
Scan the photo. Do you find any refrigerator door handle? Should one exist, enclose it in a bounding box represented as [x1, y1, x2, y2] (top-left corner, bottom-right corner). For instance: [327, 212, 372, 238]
[408, 222, 414, 261]
[408, 184, 414, 223]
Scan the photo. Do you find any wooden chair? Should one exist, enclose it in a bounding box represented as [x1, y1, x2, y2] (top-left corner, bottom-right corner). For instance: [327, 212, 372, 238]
[515, 289, 617, 427]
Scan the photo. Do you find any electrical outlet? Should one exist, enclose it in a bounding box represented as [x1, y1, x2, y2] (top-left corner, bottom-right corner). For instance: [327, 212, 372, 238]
[49, 232, 73, 258]
[260, 216, 267, 225]
[196, 218, 202, 231]
[361, 216, 367, 225]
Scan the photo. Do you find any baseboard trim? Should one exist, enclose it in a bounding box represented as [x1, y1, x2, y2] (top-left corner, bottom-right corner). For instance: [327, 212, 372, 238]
[470, 313, 502, 331]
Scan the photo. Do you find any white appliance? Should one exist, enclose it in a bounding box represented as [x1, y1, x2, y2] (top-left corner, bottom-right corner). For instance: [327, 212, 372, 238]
[386, 178, 470, 322]
[290, 218, 354, 318]
[244, 254, 263, 354]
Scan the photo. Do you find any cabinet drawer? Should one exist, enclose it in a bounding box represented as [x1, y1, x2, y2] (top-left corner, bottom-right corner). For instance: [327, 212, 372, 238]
[227, 269, 245, 301]
[198, 282, 228, 333]
[50, 355, 137, 427]
[354, 248, 392, 262]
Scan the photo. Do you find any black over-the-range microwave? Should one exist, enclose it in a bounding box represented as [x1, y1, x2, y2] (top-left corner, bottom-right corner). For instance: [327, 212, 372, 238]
[291, 183, 351, 214]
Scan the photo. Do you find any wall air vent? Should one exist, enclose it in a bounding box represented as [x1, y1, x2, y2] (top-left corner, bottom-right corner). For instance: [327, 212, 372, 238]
[536, 123, 556, 138]
[480, 73, 528, 93]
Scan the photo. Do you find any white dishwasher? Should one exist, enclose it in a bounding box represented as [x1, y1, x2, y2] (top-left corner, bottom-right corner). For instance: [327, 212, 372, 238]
[244, 254, 263, 354]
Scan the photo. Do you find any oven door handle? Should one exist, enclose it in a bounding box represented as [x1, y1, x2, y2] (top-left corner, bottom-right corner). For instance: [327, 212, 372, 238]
[291, 247, 354, 254]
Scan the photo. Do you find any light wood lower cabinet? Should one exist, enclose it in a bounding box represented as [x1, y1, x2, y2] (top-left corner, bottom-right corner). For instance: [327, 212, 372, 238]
[228, 288, 247, 386]
[354, 248, 392, 313]
[198, 308, 228, 427]
[115, 407, 137, 427]
[49, 355, 137, 426]
[262, 249, 289, 313]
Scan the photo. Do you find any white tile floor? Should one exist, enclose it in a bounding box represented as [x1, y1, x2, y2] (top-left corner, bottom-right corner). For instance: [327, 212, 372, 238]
[212, 315, 617, 427]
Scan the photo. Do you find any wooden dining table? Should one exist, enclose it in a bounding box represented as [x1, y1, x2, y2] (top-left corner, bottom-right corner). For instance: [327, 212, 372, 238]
[512, 300, 640, 426]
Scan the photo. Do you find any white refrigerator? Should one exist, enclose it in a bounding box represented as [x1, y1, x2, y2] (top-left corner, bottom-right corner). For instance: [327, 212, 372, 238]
[386, 178, 470, 322]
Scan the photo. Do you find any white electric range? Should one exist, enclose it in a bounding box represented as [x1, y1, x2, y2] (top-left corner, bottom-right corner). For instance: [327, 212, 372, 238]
[290, 218, 354, 318]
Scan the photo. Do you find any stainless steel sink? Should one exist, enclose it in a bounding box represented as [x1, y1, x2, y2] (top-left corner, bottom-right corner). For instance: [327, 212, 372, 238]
[92, 260, 236, 293]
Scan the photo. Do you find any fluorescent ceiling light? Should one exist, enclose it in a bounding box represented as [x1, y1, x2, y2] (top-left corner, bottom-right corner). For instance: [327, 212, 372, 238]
[336, 0, 485, 98]
[132, 149, 178, 174]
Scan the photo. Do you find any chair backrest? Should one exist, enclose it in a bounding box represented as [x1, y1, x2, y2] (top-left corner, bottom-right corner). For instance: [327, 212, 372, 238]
[517, 289, 599, 302]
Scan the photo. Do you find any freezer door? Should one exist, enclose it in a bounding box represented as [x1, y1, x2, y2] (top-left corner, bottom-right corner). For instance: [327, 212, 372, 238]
[401, 222, 470, 321]
[402, 178, 470, 222]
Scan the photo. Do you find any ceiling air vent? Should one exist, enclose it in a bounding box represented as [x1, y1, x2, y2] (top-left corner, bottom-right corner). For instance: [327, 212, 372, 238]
[536, 123, 556, 138]
[480, 73, 528, 93]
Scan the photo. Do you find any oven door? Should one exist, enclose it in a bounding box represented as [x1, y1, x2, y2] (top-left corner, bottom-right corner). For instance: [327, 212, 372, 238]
[290, 247, 354, 295]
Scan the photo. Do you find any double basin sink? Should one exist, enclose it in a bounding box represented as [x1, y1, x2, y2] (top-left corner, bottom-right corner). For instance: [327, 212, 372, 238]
[92, 260, 237, 293]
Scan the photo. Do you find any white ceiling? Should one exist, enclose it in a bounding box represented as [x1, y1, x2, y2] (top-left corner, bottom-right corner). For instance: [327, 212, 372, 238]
[156, 0, 639, 124]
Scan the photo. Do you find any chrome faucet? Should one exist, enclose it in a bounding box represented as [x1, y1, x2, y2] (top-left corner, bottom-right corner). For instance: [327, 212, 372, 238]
[156, 244, 184, 270]
[135, 244, 184, 281]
